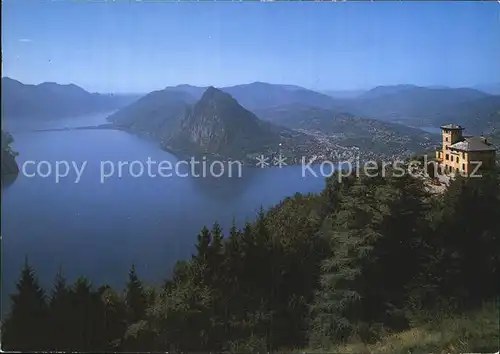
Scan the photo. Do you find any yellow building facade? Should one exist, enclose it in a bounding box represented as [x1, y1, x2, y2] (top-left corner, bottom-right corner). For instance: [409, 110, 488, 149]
[435, 124, 496, 175]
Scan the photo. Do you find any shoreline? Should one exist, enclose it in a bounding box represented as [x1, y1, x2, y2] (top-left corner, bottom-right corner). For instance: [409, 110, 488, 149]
[111, 124, 359, 168]
[25, 123, 429, 170]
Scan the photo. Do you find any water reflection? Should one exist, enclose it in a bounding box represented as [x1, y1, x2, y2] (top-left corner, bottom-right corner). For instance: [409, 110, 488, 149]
[1, 174, 19, 189]
[188, 165, 257, 201]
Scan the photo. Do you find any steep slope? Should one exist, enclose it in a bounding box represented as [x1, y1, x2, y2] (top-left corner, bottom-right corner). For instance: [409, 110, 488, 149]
[1, 77, 138, 119]
[107, 89, 197, 138]
[162, 87, 285, 159]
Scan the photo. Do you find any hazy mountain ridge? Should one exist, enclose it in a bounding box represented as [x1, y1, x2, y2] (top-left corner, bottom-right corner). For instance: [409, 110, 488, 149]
[437, 95, 500, 135]
[320, 89, 366, 99]
[1, 77, 140, 120]
[164, 84, 208, 100]
[165, 82, 342, 111]
[342, 86, 492, 126]
[473, 82, 500, 96]
[356, 84, 421, 100]
[221, 82, 341, 111]
[107, 89, 197, 139]
[5, 77, 498, 162]
[166, 83, 500, 133]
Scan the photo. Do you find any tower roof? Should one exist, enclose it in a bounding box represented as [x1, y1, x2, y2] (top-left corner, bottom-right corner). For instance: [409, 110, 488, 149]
[440, 124, 464, 130]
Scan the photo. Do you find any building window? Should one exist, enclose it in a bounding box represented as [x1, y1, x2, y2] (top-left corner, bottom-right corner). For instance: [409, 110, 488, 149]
[445, 154, 449, 160]
[462, 163, 465, 170]
[456, 156, 459, 163]
[462, 152, 465, 159]
[445, 137, 449, 142]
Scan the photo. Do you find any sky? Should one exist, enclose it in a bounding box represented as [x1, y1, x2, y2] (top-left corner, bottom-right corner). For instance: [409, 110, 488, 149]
[2, 1, 500, 94]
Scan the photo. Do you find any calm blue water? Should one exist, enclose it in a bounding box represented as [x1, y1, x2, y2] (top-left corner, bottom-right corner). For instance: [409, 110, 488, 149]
[1, 113, 330, 314]
[418, 126, 441, 135]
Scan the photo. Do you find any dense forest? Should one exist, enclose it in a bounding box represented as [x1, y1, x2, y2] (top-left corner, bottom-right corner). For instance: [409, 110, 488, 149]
[2, 163, 499, 352]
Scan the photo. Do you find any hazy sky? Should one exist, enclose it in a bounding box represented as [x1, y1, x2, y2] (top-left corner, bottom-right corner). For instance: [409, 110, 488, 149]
[2, 1, 500, 93]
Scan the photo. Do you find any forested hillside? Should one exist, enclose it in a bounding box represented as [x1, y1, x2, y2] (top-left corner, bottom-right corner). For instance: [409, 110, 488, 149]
[1, 130, 19, 178]
[2, 165, 499, 352]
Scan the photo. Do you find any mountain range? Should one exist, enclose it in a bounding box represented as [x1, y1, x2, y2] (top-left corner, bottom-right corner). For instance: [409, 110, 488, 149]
[342, 85, 496, 129]
[162, 82, 339, 111]
[4, 77, 498, 132]
[107, 85, 440, 162]
[161, 82, 500, 132]
[3, 78, 499, 163]
[1, 77, 140, 120]
[109, 87, 324, 163]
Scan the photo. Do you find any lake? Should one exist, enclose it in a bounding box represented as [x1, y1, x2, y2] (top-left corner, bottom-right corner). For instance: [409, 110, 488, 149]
[418, 126, 442, 135]
[1, 112, 331, 314]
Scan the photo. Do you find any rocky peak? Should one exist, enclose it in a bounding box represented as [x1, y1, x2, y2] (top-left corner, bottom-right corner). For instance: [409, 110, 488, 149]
[199, 86, 237, 106]
[165, 89, 280, 159]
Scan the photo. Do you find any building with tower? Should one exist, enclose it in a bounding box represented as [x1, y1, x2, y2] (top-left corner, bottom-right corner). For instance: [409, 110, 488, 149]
[435, 124, 496, 174]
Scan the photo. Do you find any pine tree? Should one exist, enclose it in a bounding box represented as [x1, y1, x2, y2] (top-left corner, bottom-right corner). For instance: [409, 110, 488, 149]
[241, 222, 254, 252]
[47, 266, 72, 350]
[50, 266, 69, 306]
[125, 264, 147, 324]
[225, 219, 242, 288]
[195, 226, 212, 259]
[69, 276, 103, 350]
[222, 220, 242, 336]
[309, 179, 398, 347]
[99, 285, 127, 349]
[211, 222, 224, 249]
[208, 222, 224, 285]
[425, 172, 500, 309]
[2, 258, 49, 351]
[193, 226, 212, 283]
